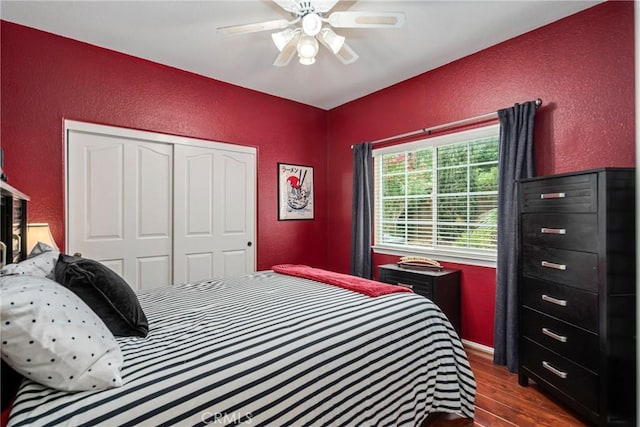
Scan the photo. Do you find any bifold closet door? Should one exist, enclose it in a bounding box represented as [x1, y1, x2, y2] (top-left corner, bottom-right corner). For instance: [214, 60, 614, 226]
[67, 122, 257, 289]
[67, 130, 173, 290]
[173, 145, 256, 283]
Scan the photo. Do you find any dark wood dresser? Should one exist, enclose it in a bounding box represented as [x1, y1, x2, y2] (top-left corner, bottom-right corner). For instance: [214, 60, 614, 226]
[517, 168, 635, 426]
[0, 181, 29, 266]
[378, 264, 461, 334]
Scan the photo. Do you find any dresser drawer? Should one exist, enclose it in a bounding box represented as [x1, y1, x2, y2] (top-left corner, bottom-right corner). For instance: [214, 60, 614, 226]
[521, 213, 597, 252]
[521, 307, 598, 372]
[521, 277, 597, 332]
[521, 339, 598, 412]
[378, 265, 461, 334]
[522, 245, 597, 292]
[379, 268, 434, 299]
[520, 173, 597, 213]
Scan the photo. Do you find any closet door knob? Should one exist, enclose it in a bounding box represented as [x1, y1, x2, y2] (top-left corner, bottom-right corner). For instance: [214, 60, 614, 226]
[247, 241, 252, 247]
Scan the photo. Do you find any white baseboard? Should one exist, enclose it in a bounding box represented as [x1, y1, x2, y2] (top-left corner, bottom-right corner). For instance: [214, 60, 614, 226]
[462, 339, 494, 355]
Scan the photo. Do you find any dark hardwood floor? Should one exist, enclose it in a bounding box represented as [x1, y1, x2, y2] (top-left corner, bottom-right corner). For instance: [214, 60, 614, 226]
[428, 347, 588, 426]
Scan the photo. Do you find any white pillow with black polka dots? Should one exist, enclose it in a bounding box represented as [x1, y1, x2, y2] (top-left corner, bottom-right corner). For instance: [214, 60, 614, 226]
[0, 275, 124, 391]
[0, 249, 60, 279]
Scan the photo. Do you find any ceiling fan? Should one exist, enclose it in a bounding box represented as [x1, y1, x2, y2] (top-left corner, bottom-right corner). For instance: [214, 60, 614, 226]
[217, 0, 405, 67]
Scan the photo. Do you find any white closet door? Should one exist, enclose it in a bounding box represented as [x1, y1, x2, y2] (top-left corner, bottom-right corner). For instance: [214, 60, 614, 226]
[67, 130, 173, 290]
[173, 145, 256, 283]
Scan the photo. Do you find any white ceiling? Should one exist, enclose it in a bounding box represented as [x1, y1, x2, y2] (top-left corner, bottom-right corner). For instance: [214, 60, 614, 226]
[0, 0, 601, 110]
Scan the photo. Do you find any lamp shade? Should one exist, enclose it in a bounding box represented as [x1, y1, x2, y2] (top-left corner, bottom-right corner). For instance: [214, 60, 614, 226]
[297, 35, 318, 65]
[26, 223, 59, 254]
[272, 28, 296, 52]
[318, 28, 345, 54]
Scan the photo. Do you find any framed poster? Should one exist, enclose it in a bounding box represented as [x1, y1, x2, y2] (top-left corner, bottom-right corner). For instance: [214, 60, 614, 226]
[278, 163, 314, 220]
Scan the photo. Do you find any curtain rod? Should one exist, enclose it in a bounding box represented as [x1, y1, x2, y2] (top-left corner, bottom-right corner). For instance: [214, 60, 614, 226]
[352, 98, 542, 148]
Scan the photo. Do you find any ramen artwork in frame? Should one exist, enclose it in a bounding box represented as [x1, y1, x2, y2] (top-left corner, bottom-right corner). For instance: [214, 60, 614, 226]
[278, 163, 314, 220]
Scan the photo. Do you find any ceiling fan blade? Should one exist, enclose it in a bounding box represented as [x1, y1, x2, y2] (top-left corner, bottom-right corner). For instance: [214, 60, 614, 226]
[217, 19, 292, 36]
[273, 35, 300, 67]
[334, 41, 359, 64]
[273, 0, 338, 14]
[272, 0, 298, 13]
[314, 0, 340, 13]
[327, 11, 406, 28]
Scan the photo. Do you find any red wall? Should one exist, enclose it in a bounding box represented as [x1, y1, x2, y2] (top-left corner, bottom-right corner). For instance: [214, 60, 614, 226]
[1, 1, 636, 348]
[326, 1, 635, 347]
[0, 20, 328, 271]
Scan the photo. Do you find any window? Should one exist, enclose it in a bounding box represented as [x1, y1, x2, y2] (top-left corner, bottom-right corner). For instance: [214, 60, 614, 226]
[373, 124, 499, 264]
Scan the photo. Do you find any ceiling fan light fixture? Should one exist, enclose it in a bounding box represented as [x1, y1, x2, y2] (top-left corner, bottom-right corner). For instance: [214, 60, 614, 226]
[219, 0, 406, 67]
[272, 28, 297, 51]
[273, 34, 300, 67]
[301, 13, 322, 36]
[297, 34, 318, 65]
[299, 56, 316, 65]
[318, 28, 345, 54]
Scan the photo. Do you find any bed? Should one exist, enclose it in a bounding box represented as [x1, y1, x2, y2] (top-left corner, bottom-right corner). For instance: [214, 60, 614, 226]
[2, 260, 475, 426]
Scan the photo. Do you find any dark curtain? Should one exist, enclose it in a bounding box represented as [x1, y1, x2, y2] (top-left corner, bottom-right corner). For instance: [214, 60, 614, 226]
[493, 101, 536, 372]
[350, 143, 374, 279]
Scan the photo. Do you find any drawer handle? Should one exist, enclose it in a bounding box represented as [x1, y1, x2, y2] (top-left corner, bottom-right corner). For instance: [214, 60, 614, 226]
[541, 261, 566, 271]
[397, 282, 414, 290]
[542, 361, 568, 379]
[540, 192, 566, 199]
[541, 294, 567, 307]
[542, 327, 568, 343]
[540, 227, 566, 235]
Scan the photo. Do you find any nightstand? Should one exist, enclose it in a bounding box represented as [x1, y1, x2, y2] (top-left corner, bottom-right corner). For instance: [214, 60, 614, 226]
[378, 264, 461, 334]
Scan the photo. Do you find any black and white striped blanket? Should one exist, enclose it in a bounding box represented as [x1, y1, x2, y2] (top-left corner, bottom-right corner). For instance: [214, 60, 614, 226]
[8, 270, 476, 426]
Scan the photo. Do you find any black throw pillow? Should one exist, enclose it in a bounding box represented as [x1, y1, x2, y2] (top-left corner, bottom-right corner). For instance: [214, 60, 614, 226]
[54, 254, 149, 337]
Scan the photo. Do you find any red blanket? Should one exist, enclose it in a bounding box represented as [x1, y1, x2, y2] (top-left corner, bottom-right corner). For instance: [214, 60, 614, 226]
[272, 264, 413, 297]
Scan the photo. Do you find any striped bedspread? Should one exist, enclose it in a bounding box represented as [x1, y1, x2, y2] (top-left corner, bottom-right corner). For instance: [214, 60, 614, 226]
[8, 270, 476, 426]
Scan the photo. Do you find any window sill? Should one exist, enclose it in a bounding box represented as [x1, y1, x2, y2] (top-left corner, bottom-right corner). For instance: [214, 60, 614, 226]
[372, 245, 497, 268]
